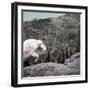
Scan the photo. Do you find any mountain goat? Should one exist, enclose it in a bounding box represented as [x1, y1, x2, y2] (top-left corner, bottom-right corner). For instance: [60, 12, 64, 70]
[23, 39, 47, 63]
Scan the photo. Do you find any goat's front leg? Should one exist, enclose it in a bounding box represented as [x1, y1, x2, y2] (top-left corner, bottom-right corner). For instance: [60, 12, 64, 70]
[30, 52, 39, 62]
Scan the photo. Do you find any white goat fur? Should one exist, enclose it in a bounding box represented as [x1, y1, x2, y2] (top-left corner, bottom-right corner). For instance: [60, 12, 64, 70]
[23, 39, 46, 62]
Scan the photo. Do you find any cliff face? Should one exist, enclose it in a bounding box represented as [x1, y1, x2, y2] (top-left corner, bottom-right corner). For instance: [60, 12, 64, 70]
[23, 13, 80, 66]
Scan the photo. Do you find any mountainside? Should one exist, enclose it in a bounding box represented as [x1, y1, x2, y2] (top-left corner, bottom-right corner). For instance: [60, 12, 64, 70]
[23, 13, 80, 66]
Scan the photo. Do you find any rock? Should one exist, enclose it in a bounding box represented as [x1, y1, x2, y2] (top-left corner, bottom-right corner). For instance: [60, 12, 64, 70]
[69, 52, 80, 63]
[23, 55, 80, 77]
[64, 52, 80, 64]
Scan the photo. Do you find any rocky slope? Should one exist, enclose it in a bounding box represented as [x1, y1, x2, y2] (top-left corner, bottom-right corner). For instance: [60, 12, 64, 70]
[23, 53, 80, 77]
